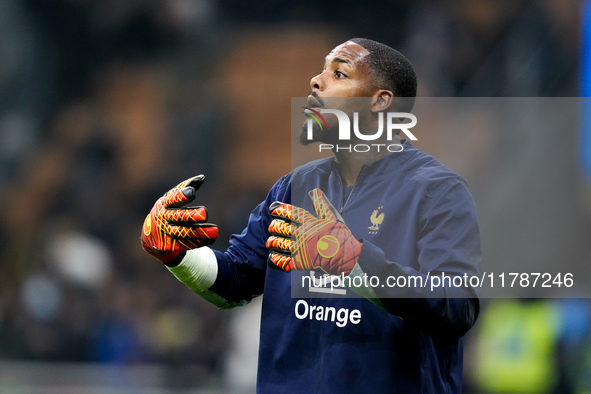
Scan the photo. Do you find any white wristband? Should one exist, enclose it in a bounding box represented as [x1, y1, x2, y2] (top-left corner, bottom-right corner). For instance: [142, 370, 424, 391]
[166, 247, 218, 292]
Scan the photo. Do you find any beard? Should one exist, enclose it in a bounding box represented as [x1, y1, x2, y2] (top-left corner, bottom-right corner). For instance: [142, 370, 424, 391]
[299, 118, 340, 146]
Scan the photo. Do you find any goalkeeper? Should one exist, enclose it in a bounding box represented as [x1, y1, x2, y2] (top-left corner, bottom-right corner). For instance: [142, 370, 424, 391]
[141, 38, 481, 393]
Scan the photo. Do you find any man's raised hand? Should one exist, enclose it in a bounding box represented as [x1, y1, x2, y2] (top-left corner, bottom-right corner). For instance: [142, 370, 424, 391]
[141, 175, 218, 265]
[266, 188, 362, 276]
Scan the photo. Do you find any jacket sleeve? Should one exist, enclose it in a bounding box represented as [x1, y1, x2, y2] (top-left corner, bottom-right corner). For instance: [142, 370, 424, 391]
[204, 174, 291, 308]
[354, 179, 481, 338]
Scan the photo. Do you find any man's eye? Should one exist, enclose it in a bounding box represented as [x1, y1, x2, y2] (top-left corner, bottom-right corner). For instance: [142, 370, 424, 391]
[335, 71, 345, 78]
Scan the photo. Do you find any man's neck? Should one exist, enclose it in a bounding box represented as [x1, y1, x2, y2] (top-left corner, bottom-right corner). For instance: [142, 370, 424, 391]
[332, 135, 402, 188]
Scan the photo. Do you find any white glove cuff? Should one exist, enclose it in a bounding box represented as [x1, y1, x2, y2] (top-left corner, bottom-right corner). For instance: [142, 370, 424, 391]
[166, 247, 218, 292]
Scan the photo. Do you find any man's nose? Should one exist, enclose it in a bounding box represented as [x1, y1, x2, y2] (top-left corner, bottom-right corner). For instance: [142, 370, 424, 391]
[310, 72, 324, 92]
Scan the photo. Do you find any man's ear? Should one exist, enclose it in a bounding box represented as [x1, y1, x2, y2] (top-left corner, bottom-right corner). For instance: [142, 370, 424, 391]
[371, 90, 394, 112]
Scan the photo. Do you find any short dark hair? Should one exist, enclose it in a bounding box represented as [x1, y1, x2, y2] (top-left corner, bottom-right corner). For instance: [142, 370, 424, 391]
[350, 38, 417, 112]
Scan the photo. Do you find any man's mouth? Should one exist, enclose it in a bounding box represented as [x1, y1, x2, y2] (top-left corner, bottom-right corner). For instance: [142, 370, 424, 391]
[306, 95, 324, 111]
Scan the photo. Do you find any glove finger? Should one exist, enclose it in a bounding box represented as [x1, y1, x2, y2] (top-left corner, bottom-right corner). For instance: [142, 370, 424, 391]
[308, 188, 344, 222]
[268, 219, 294, 237]
[269, 201, 291, 220]
[183, 174, 206, 190]
[173, 174, 205, 191]
[163, 223, 219, 240]
[269, 202, 313, 227]
[161, 206, 208, 224]
[162, 186, 195, 208]
[145, 235, 214, 255]
[163, 175, 205, 208]
[266, 235, 292, 253]
[267, 252, 292, 272]
[178, 236, 216, 249]
[141, 229, 184, 254]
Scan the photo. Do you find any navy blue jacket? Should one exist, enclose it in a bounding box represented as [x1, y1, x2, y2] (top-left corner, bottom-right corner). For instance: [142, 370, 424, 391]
[209, 141, 481, 393]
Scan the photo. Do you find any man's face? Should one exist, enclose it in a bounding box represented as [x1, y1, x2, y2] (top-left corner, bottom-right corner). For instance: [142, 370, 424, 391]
[301, 41, 377, 145]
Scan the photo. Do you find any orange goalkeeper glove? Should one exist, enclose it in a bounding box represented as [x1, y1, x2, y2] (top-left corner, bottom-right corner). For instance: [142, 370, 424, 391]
[266, 188, 362, 275]
[141, 175, 218, 265]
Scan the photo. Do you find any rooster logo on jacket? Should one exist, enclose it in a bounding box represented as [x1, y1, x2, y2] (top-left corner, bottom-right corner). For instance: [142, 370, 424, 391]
[368, 206, 384, 234]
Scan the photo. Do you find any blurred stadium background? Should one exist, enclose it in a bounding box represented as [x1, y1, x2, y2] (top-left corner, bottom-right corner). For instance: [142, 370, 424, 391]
[0, 0, 589, 393]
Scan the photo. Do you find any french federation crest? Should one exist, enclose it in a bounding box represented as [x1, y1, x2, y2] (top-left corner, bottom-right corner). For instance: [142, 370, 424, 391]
[368, 206, 384, 234]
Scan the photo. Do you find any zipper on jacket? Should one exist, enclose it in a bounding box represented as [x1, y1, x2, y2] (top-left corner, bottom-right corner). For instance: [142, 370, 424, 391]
[336, 166, 365, 215]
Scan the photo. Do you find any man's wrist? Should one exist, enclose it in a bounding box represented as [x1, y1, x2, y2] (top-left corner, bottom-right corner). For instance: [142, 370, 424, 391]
[166, 246, 218, 292]
[164, 251, 186, 267]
